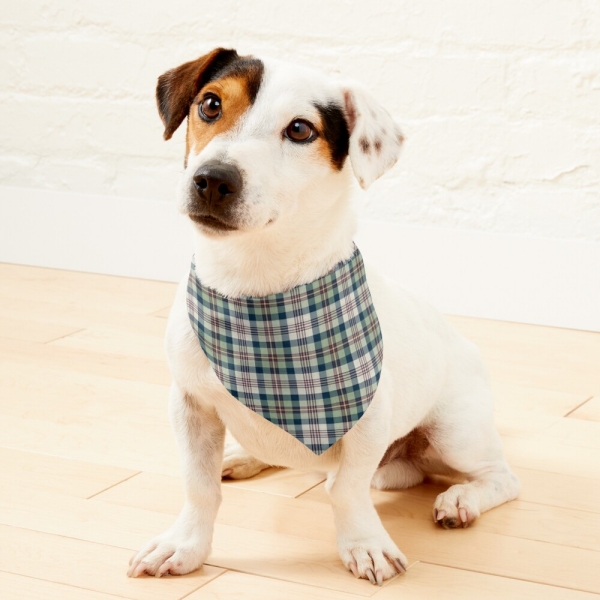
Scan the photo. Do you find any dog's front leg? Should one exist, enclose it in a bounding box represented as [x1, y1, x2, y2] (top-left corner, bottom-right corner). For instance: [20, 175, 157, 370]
[327, 401, 408, 585]
[128, 382, 224, 577]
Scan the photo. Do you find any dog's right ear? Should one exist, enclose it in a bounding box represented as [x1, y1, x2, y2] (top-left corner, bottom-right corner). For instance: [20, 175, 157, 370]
[156, 48, 239, 140]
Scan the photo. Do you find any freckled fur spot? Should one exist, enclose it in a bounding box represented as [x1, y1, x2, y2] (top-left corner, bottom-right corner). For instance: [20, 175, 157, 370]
[374, 139, 382, 154]
[359, 137, 371, 154]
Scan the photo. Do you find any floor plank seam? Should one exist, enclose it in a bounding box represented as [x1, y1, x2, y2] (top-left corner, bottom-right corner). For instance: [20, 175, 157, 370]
[201, 563, 376, 597]
[0, 568, 134, 600]
[418, 559, 600, 594]
[514, 465, 600, 482]
[2, 523, 139, 553]
[563, 396, 595, 418]
[87, 471, 143, 500]
[178, 568, 229, 599]
[293, 476, 327, 499]
[43, 327, 87, 345]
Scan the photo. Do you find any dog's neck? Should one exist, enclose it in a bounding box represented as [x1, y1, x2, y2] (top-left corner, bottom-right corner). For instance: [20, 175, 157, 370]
[191, 189, 357, 298]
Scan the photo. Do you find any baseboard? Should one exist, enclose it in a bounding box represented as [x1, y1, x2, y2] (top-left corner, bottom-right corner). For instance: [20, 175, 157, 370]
[1, 185, 599, 332]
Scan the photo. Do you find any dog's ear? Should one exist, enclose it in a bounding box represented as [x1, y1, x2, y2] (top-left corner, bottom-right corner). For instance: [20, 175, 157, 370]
[341, 82, 404, 189]
[156, 48, 239, 140]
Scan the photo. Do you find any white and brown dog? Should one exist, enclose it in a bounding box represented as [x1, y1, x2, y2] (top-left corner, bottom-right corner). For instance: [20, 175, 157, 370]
[128, 48, 520, 585]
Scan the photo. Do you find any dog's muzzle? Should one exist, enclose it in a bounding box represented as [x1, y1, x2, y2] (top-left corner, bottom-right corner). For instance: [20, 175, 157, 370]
[189, 160, 243, 231]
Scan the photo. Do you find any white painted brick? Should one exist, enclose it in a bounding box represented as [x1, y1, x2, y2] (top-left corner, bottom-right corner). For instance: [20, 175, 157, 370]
[20, 35, 151, 95]
[507, 55, 600, 125]
[1, 0, 600, 243]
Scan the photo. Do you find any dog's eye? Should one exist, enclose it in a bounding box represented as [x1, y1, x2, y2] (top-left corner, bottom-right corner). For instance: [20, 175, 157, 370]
[199, 94, 222, 121]
[284, 119, 315, 143]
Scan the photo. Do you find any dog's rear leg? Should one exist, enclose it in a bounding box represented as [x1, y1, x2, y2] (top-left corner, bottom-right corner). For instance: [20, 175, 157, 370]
[431, 391, 520, 529]
[222, 439, 271, 479]
[371, 459, 424, 490]
[128, 383, 224, 577]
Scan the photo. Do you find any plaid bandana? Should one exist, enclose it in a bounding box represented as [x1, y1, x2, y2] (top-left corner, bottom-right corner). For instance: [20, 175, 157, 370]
[186, 246, 383, 455]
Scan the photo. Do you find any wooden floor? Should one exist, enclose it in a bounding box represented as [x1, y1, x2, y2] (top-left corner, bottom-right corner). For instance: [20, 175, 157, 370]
[1, 262, 599, 600]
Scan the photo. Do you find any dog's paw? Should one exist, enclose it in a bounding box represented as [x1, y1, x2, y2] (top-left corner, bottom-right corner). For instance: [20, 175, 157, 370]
[221, 441, 269, 480]
[127, 529, 210, 578]
[338, 536, 407, 585]
[433, 483, 480, 529]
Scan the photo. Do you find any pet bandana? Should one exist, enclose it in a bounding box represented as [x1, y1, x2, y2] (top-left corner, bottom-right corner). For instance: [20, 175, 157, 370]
[186, 245, 383, 454]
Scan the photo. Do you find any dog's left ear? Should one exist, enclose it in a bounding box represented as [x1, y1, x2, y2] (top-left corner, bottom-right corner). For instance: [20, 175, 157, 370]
[341, 83, 404, 189]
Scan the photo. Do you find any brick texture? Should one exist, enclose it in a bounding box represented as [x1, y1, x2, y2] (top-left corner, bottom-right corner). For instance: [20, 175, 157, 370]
[1, 0, 599, 241]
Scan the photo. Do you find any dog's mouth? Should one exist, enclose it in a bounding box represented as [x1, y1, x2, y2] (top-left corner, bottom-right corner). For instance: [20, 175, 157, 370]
[188, 213, 238, 232]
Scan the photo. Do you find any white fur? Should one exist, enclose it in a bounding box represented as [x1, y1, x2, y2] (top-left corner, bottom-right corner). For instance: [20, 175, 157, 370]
[128, 54, 520, 584]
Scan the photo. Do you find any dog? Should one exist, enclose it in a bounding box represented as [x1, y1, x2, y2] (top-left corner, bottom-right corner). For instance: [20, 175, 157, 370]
[127, 47, 520, 585]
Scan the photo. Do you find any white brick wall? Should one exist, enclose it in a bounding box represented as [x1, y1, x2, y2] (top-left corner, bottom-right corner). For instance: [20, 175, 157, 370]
[1, 0, 599, 241]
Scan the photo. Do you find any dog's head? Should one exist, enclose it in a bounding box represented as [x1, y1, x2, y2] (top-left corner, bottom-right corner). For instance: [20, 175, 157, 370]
[157, 48, 404, 236]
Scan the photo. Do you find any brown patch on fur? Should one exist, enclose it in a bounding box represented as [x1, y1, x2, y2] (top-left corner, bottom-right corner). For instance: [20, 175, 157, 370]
[378, 428, 430, 468]
[156, 48, 239, 140]
[313, 102, 350, 170]
[374, 139, 382, 154]
[359, 136, 371, 154]
[187, 75, 255, 155]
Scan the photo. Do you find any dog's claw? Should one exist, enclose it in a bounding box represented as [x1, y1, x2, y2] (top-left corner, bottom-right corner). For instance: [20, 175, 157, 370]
[375, 569, 384, 586]
[349, 560, 359, 577]
[366, 568, 376, 585]
[394, 558, 406, 574]
[435, 509, 446, 522]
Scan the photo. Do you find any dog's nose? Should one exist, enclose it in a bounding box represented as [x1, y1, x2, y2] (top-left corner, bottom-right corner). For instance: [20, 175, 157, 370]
[193, 161, 242, 206]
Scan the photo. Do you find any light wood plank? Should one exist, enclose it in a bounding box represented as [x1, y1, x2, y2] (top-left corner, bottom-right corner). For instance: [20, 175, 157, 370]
[191, 570, 367, 600]
[303, 480, 600, 552]
[0, 447, 137, 499]
[0, 263, 177, 315]
[538, 418, 600, 450]
[0, 315, 81, 343]
[0, 338, 170, 385]
[3, 264, 599, 599]
[502, 436, 600, 479]
[98, 469, 323, 514]
[492, 383, 588, 438]
[0, 525, 223, 600]
[0, 486, 385, 597]
[0, 360, 178, 474]
[448, 316, 600, 396]
[0, 572, 125, 600]
[0, 296, 170, 343]
[222, 466, 325, 498]
[93, 470, 600, 590]
[568, 397, 600, 422]
[51, 323, 167, 361]
[0, 414, 180, 476]
[98, 469, 600, 552]
[514, 467, 600, 514]
[374, 562, 600, 600]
